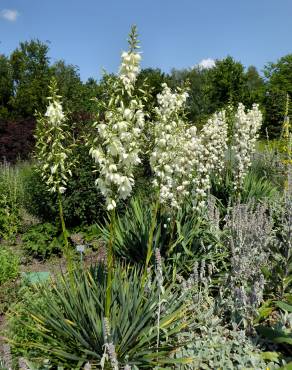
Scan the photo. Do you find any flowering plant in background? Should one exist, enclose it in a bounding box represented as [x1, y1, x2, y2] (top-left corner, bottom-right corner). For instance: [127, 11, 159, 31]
[193, 110, 228, 208]
[150, 85, 229, 211]
[35, 78, 74, 195]
[35, 78, 75, 269]
[150, 83, 199, 209]
[145, 82, 200, 272]
[89, 26, 145, 211]
[232, 103, 262, 191]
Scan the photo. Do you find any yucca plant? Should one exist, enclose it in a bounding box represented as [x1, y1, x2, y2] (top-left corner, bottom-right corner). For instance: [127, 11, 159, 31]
[97, 195, 166, 263]
[251, 148, 285, 189]
[0, 358, 9, 370]
[17, 263, 192, 369]
[97, 195, 224, 276]
[165, 199, 227, 276]
[211, 169, 279, 207]
[240, 171, 279, 203]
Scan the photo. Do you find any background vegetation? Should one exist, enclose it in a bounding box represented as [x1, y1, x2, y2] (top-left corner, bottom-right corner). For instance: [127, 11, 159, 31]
[1, 39, 292, 163]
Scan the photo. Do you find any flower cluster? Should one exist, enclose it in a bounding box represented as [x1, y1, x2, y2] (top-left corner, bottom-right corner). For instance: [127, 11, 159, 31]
[232, 103, 262, 190]
[155, 83, 189, 117]
[35, 79, 73, 194]
[119, 51, 141, 93]
[193, 111, 228, 207]
[101, 317, 119, 370]
[45, 100, 65, 126]
[90, 35, 145, 211]
[90, 101, 145, 210]
[150, 83, 200, 208]
[151, 85, 230, 210]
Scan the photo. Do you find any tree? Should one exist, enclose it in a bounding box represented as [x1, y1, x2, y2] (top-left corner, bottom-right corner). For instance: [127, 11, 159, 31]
[184, 67, 211, 124]
[263, 55, 292, 138]
[50, 60, 84, 112]
[244, 65, 265, 106]
[10, 39, 51, 117]
[207, 56, 247, 111]
[136, 68, 168, 117]
[262, 90, 287, 138]
[0, 54, 13, 118]
[81, 77, 105, 114]
[168, 67, 212, 125]
[264, 54, 292, 95]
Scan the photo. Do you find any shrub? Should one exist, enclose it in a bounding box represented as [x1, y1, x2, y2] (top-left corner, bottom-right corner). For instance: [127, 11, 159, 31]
[222, 201, 274, 329]
[267, 195, 292, 300]
[0, 247, 19, 285]
[256, 301, 292, 361]
[23, 148, 105, 227]
[0, 163, 24, 241]
[0, 119, 35, 163]
[0, 280, 20, 315]
[22, 164, 57, 222]
[22, 222, 61, 259]
[6, 284, 54, 365]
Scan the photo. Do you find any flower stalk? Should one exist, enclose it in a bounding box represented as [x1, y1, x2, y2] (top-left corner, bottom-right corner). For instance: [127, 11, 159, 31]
[35, 78, 75, 273]
[106, 209, 115, 318]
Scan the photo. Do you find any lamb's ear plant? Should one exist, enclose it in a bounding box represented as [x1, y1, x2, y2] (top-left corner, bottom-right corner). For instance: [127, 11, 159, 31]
[222, 201, 274, 331]
[35, 78, 75, 272]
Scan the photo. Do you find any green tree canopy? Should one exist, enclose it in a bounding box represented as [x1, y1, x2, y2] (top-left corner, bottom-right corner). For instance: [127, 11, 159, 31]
[207, 56, 247, 110]
[244, 65, 265, 106]
[9, 39, 51, 117]
[0, 54, 13, 118]
[264, 54, 292, 95]
[263, 54, 292, 138]
[50, 60, 83, 112]
[136, 68, 168, 115]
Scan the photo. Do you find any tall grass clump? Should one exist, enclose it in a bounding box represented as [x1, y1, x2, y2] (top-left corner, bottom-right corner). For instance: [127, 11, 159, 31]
[0, 162, 25, 240]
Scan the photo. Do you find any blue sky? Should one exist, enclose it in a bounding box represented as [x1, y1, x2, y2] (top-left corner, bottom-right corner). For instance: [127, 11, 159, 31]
[0, 0, 291, 81]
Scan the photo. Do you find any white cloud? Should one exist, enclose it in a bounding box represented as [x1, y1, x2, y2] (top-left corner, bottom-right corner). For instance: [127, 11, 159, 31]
[1, 9, 19, 22]
[198, 58, 216, 69]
